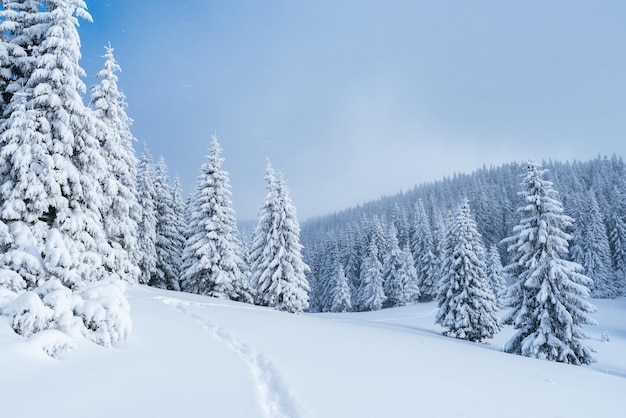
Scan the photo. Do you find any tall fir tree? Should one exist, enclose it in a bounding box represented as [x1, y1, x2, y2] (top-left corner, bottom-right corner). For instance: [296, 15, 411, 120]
[313, 238, 339, 312]
[136, 143, 158, 285]
[434, 211, 455, 301]
[151, 158, 181, 290]
[249, 163, 310, 312]
[170, 176, 187, 291]
[368, 217, 387, 264]
[383, 226, 420, 307]
[234, 230, 254, 304]
[609, 213, 626, 295]
[304, 247, 323, 312]
[0, 0, 110, 287]
[90, 44, 141, 284]
[391, 204, 410, 248]
[327, 259, 352, 313]
[344, 220, 367, 302]
[485, 244, 507, 307]
[502, 163, 596, 365]
[410, 200, 436, 301]
[571, 190, 617, 298]
[356, 239, 386, 311]
[180, 136, 252, 302]
[435, 200, 500, 342]
[0, 1, 131, 346]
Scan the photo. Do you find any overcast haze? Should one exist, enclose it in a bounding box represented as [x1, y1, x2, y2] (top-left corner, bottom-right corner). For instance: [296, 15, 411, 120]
[78, 1, 626, 220]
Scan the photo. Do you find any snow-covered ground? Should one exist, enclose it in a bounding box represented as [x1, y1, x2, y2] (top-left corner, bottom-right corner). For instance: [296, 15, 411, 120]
[1, 285, 624, 418]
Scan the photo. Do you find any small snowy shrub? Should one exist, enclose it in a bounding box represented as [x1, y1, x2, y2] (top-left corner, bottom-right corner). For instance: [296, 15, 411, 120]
[2, 221, 46, 288]
[2, 247, 45, 290]
[31, 330, 77, 359]
[36, 279, 75, 332]
[44, 229, 79, 289]
[0, 287, 17, 312]
[74, 278, 132, 347]
[601, 331, 611, 342]
[75, 251, 105, 286]
[5, 291, 53, 337]
[0, 269, 26, 292]
[0, 269, 26, 311]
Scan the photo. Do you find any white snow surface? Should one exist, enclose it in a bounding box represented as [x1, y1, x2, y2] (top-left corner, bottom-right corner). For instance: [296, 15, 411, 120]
[1, 285, 624, 417]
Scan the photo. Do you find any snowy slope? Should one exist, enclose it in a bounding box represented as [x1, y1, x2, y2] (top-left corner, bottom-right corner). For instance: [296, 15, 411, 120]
[1, 285, 624, 418]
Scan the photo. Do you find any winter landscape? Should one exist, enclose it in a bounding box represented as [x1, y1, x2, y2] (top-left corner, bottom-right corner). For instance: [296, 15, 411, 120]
[1, 2, 626, 418]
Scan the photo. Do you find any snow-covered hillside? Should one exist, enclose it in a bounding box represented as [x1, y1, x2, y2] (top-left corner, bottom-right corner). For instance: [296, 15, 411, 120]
[1, 285, 624, 418]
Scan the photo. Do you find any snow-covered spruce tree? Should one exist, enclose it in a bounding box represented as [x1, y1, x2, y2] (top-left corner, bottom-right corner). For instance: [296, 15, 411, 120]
[303, 246, 323, 312]
[310, 238, 338, 312]
[0, 0, 131, 347]
[400, 245, 420, 303]
[435, 200, 500, 342]
[485, 244, 507, 306]
[344, 223, 366, 300]
[0, 0, 112, 286]
[356, 239, 386, 311]
[180, 136, 253, 302]
[570, 190, 617, 298]
[151, 158, 181, 290]
[170, 176, 187, 291]
[90, 44, 141, 284]
[434, 210, 454, 302]
[327, 258, 352, 313]
[410, 199, 436, 301]
[136, 143, 158, 285]
[609, 212, 626, 295]
[368, 217, 387, 264]
[233, 229, 254, 304]
[502, 162, 596, 365]
[249, 163, 310, 312]
[392, 203, 410, 248]
[383, 226, 419, 307]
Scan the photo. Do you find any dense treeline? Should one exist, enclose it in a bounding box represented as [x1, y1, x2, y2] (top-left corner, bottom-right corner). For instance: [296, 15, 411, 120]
[301, 156, 626, 313]
[137, 137, 310, 313]
[0, 1, 310, 355]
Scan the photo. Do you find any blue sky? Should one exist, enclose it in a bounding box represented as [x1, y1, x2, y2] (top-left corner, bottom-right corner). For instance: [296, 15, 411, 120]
[78, 1, 626, 220]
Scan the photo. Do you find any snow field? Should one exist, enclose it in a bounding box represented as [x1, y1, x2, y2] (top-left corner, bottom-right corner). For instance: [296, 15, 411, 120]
[1, 285, 625, 418]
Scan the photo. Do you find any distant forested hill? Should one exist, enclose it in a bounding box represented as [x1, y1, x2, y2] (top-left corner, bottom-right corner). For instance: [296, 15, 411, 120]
[301, 156, 626, 312]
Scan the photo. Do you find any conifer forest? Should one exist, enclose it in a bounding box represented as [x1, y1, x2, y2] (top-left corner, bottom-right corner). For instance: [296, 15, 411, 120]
[1, 1, 625, 374]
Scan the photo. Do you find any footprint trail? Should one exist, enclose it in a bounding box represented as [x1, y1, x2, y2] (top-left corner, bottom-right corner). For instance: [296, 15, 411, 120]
[158, 296, 305, 418]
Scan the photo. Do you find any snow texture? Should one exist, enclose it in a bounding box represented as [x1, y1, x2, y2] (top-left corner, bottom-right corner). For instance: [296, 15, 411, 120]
[160, 296, 304, 418]
[74, 278, 132, 347]
[1, 285, 624, 418]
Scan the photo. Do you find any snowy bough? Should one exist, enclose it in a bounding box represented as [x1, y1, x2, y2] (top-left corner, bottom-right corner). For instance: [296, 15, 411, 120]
[0, 1, 132, 353]
[502, 162, 596, 365]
